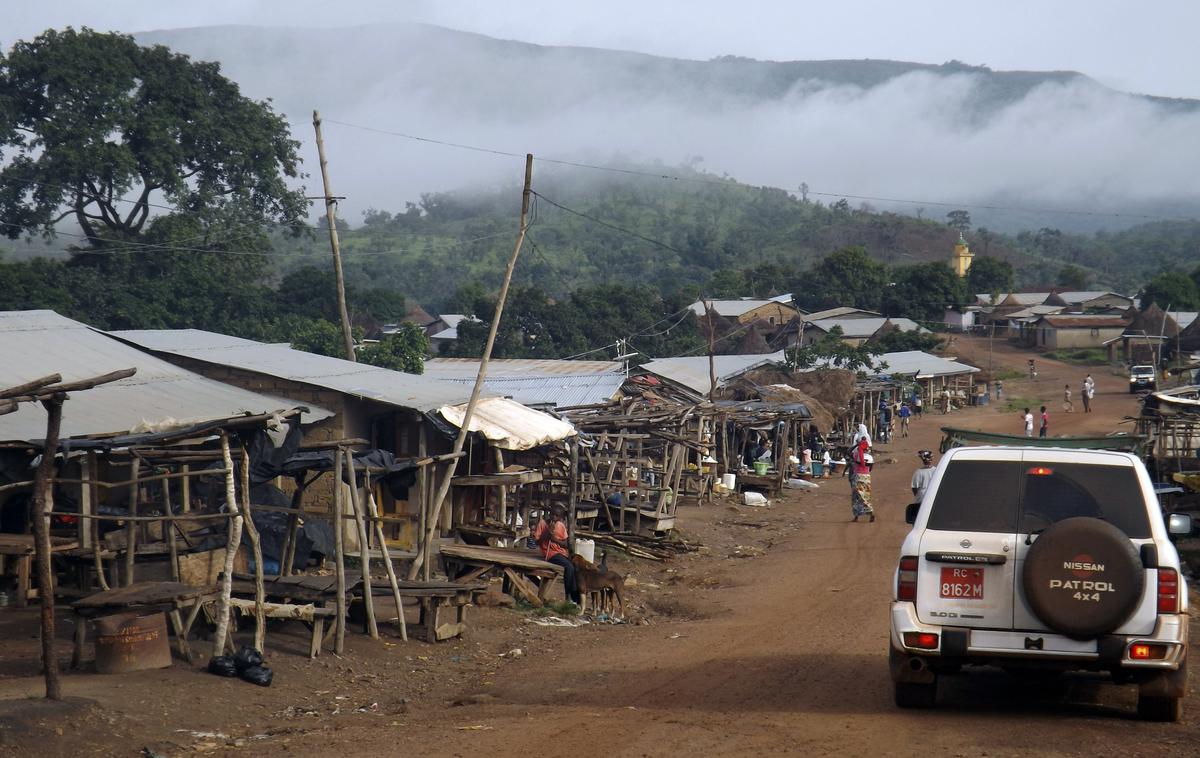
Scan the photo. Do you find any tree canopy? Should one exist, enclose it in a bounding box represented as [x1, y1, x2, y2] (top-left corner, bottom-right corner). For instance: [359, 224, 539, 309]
[0, 28, 307, 248]
[797, 246, 889, 312]
[1140, 271, 1200, 311]
[966, 255, 1013, 296]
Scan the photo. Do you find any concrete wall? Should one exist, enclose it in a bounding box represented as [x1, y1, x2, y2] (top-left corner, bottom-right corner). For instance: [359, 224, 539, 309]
[1039, 326, 1125, 350]
[736, 302, 799, 326]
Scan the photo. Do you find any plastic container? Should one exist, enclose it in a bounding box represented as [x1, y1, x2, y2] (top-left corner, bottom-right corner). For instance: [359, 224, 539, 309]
[810, 461, 824, 477]
[743, 491, 769, 506]
[574, 538, 595, 564]
[753, 461, 769, 476]
[721, 473, 737, 491]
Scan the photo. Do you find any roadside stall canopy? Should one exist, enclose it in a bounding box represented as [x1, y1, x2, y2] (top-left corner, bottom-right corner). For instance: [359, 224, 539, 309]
[438, 397, 576, 451]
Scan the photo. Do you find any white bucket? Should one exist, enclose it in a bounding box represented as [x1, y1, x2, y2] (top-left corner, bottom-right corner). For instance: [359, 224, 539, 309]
[574, 538, 595, 564]
[721, 473, 737, 491]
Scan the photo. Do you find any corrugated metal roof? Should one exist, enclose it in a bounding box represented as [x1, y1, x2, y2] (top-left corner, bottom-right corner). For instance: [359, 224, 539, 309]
[111, 328, 471, 413]
[439, 397, 575, 450]
[1037, 315, 1129, 329]
[802, 307, 881, 321]
[424, 358, 621, 378]
[0, 311, 329, 443]
[1058, 291, 1131, 304]
[430, 373, 624, 408]
[640, 351, 786, 394]
[688, 299, 795, 318]
[872, 350, 980, 378]
[807, 317, 925, 337]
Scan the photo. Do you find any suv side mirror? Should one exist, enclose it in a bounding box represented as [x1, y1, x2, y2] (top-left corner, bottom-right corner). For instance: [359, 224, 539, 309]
[1167, 513, 1193, 538]
[905, 502, 920, 525]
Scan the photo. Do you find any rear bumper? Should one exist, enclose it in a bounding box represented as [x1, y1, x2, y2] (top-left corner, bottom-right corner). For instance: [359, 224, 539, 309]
[889, 601, 1187, 680]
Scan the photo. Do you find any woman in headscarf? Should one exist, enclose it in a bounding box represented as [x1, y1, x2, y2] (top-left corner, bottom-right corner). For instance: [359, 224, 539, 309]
[849, 425, 875, 522]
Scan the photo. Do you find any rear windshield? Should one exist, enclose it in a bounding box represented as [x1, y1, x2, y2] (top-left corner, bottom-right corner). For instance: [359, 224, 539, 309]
[926, 459, 1152, 537]
[1018, 462, 1151, 538]
[927, 461, 1021, 533]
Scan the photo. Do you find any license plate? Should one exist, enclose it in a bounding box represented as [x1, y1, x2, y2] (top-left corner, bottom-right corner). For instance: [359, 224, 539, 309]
[940, 567, 984, 599]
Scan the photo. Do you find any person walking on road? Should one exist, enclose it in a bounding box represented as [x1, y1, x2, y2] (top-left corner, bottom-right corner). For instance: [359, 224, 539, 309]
[898, 402, 911, 437]
[849, 424, 875, 523]
[1063, 384, 1074, 413]
[1023, 407, 1034, 438]
[995, 379, 1003, 401]
[1028, 359, 1037, 381]
[1039, 405, 1049, 438]
[911, 450, 936, 504]
[1084, 374, 1095, 413]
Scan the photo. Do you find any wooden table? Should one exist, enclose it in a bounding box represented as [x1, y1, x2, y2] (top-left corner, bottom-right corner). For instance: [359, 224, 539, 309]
[439, 543, 562, 607]
[70, 581, 218, 668]
[0, 534, 78, 608]
[362, 578, 484, 642]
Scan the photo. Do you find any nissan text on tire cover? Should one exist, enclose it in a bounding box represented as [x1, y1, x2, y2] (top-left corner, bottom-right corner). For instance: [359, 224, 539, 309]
[889, 447, 1191, 721]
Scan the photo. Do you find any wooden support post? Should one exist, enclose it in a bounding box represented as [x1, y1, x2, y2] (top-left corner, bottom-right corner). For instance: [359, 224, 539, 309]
[345, 450, 378, 640]
[211, 434, 245, 659]
[567, 439, 579, 551]
[87, 452, 109, 591]
[333, 450, 347, 654]
[365, 474, 408, 641]
[407, 153, 534, 581]
[163, 477, 179, 583]
[123, 458, 140, 586]
[180, 464, 191, 512]
[280, 475, 309, 577]
[494, 447, 507, 524]
[32, 395, 64, 700]
[78, 455, 91, 549]
[240, 449, 267, 653]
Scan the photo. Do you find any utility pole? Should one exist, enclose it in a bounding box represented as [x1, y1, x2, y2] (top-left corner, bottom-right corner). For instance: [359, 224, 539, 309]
[408, 154, 534, 580]
[704, 300, 717, 401]
[313, 111, 356, 362]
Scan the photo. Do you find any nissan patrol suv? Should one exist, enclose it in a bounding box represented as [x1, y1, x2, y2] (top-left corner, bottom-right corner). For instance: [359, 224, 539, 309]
[890, 447, 1193, 720]
[1130, 365, 1157, 393]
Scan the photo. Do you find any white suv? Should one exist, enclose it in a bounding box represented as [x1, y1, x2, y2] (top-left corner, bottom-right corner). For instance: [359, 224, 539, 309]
[890, 446, 1193, 720]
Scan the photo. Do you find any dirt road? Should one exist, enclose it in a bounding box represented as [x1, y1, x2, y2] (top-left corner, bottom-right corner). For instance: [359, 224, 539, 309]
[2, 339, 1196, 756]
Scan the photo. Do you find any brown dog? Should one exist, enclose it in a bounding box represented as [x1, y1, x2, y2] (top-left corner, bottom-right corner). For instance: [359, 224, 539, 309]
[570, 553, 625, 618]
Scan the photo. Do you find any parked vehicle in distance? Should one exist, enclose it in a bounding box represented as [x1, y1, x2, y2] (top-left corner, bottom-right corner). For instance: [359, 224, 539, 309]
[890, 447, 1192, 721]
[1129, 365, 1157, 393]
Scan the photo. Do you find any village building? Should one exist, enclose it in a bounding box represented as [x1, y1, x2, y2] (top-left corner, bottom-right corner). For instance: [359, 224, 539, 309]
[801, 317, 926, 346]
[951, 233, 974, 277]
[1022, 314, 1129, 350]
[424, 314, 473, 354]
[688, 295, 798, 328]
[423, 358, 624, 410]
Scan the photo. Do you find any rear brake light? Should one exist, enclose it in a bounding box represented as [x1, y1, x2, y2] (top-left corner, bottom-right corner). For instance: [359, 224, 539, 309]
[898, 556, 918, 601]
[1027, 467, 1054, 476]
[903, 632, 939, 650]
[1157, 568, 1179, 614]
[1129, 643, 1168, 660]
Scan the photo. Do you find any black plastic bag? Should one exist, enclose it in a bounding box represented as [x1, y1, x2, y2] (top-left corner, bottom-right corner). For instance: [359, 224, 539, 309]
[240, 665, 273, 687]
[207, 656, 238, 677]
[233, 647, 263, 672]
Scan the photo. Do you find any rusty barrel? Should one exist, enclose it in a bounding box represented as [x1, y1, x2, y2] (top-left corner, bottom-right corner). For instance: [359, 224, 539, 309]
[93, 611, 172, 674]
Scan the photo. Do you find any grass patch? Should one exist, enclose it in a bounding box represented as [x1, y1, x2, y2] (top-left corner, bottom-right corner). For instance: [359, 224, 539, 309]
[1000, 395, 1040, 413]
[1041, 349, 1111, 366]
[518, 598, 580, 617]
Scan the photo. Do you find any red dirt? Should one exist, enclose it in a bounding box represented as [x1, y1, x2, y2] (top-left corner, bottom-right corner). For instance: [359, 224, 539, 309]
[2, 337, 1196, 757]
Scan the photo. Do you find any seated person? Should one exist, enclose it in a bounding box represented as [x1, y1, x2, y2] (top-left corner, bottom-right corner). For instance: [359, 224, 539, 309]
[532, 504, 581, 605]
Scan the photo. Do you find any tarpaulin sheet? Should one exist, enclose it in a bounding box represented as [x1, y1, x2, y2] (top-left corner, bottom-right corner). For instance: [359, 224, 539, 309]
[438, 397, 575, 451]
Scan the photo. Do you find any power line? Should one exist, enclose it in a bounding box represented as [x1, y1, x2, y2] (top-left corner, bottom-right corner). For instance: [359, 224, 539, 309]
[319, 117, 1198, 224]
[530, 190, 690, 255]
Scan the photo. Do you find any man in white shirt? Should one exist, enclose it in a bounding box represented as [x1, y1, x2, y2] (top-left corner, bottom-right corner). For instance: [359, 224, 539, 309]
[1023, 408, 1034, 437]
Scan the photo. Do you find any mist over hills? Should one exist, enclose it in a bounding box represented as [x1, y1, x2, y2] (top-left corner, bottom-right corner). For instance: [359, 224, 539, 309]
[135, 23, 1200, 234]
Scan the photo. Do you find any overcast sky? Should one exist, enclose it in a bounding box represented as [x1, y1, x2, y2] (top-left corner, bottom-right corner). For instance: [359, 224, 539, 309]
[4, 0, 1199, 99]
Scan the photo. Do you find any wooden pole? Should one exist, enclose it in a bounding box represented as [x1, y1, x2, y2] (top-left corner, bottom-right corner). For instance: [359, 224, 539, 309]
[163, 477, 179, 583]
[705, 300, 717, 401]
[240, 449, 267, 653]
[87, 452, 109, 591]
[280, 476, 309, 577]
[123, 458, 140, 586]
[567, 439, 579, 551]
[364, 473, 408, 641]
[407, 153, 534, 580]
[313, 110, 356, 362]
[333, 449, 347, 654]
[345, 450, 378, 640]
[211, 433, 245, 659]
[32, 395, 64, 700]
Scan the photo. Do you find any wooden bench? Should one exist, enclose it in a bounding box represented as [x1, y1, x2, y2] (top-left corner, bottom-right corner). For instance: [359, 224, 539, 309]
[439, 543, 563, 606]
[361, 579, 484, 642]
[70, 581, 218, 668]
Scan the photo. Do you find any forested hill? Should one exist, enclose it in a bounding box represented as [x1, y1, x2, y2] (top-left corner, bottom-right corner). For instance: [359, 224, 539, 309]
[134, 23, 1200, 234]
[274, 167, 1199, 311]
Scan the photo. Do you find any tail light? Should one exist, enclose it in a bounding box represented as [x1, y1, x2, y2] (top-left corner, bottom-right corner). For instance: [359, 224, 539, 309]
[1157, 568, 1179, 614]
[898, 556, 919, 601]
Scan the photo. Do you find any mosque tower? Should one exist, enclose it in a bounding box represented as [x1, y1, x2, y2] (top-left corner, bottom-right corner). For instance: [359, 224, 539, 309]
[952, 232, 974, 277]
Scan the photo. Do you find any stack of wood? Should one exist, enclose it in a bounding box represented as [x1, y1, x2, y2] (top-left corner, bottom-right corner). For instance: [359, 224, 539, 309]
[577, 530, 700, 562]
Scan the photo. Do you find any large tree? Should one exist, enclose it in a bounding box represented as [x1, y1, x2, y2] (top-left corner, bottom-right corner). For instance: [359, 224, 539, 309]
[966, 256, 1013, 297]
[800, 246, 889, 311]
[1140, 271, 1200, 311]
[884, 262, 967, 322]
[0, 28, 307, 248]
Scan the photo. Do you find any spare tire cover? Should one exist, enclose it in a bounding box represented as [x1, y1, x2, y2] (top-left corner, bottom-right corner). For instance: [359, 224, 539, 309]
[1021, 517, 1144, 638]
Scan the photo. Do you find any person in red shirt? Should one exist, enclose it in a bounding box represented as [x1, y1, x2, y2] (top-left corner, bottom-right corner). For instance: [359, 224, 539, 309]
[532, 504, 580, 604]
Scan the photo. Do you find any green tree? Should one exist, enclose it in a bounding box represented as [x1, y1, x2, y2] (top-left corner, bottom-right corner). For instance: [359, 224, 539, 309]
[784, 326, 884, 376]
[883, 262, 966, 322]
[799, 246, 889, 311]
[1056, 264, 1090, 290]
[1140, 272, 1200, 311]
[359, 323, 429, 373]
[966, 256, 1013, 296]
[0, 28, 306, 249]
[946, 210, 972, 232]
